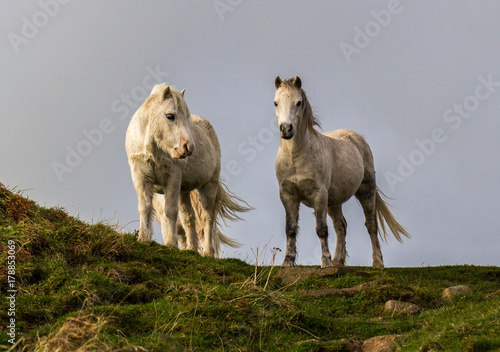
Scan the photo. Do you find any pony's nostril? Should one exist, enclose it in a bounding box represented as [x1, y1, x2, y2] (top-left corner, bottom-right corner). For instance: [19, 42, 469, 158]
[280, 124, 290, 133]
[178, 137, 193, 156]
[280, 124, 293, 135]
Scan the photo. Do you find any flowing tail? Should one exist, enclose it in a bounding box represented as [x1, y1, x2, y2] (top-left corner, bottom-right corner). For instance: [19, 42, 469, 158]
[211, 181, 252, 255]
[375, 188, 411, 243]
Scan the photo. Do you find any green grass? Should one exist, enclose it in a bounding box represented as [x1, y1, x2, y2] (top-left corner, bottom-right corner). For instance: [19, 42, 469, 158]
[1, 183, 499, 351]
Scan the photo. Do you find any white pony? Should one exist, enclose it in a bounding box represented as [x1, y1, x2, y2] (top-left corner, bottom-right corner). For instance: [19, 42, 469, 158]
[274, 76, 410, 269]
[125, 83, 249, 256]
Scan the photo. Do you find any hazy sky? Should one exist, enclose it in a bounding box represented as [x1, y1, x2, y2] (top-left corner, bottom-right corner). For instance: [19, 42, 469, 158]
[2, 1, 499, 267]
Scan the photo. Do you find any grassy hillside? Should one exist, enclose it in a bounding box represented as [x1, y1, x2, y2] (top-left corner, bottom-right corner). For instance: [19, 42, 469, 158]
[0, 182, 499, 351]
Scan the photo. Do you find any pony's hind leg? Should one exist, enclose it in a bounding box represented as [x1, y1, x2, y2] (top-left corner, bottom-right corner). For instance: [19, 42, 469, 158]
[176, 220, 187, 250]
[356, 187, 384, 269]
[198, 181, 218, 257]
[279, 188, 300, 267]
[179, 191, 198, 253]
[328, 205, 347, 267]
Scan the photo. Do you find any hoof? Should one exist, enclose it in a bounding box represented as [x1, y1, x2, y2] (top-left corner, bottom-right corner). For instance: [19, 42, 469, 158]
[186, 245, 199, 253]
[280, 259, 295, 268]
[137, 236, 152, 244]
[321, 259, 334, 268]
[203, 249, 215, 257]
[372, 263, 385, 269]
[331, 261, 345, 268]
[165, 241, 179, 248]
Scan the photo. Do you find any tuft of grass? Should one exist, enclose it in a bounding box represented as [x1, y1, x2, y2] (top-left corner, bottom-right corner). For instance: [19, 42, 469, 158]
[16, 312, 113, 352]
[0, 184, 35, 222]
[0, 183, 499, 351]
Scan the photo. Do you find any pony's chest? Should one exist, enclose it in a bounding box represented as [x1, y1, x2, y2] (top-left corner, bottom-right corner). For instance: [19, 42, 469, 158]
[279, 176, 324, 208]
[276, 153, 325, 181]
[131, 150, 175, 184]
[149, 158, 174, 184]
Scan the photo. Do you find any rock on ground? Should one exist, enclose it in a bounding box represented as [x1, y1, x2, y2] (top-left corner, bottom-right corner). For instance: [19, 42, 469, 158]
[331, 335, 400, 352]
[384, 300, 421, 315]
[442, 285, 473, 301]
[274, 266, 368, 286]
[362, 335, 400, 352]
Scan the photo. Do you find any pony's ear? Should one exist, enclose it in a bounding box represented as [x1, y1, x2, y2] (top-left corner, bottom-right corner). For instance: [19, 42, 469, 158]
[293, 76, 302, 89]
[162, 86, 171, 101]
[275, 76, 282, 89]
[180, 89, 186, 97]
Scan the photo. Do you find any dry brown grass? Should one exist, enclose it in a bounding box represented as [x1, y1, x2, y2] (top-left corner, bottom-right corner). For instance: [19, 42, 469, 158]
[17, 313, 109, 352]
[0, 182, 35, 222]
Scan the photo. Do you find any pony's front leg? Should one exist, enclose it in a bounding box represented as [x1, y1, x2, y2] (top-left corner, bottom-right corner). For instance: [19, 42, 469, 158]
[280, 189, 300, 268]
[161, 173, 182, 248]
[314, 197, 333, 268]
[132, 173, 154, 243]
[179, 191, 198, 253]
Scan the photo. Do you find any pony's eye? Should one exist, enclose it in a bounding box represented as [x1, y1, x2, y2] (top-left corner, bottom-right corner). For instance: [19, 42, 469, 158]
[165, 114, 175, 121]
[296, 101, 302, 107]
[274, 101, 278, 107]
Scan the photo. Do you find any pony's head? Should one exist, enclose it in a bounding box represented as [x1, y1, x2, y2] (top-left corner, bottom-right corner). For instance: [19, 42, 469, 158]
[145, 84, 194, 159]
[274, 76, 320, 140]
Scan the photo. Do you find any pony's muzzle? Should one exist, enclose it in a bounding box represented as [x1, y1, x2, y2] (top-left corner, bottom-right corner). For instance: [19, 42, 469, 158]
[279, 123, 294, 139]
[173, 137, 194, 159]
